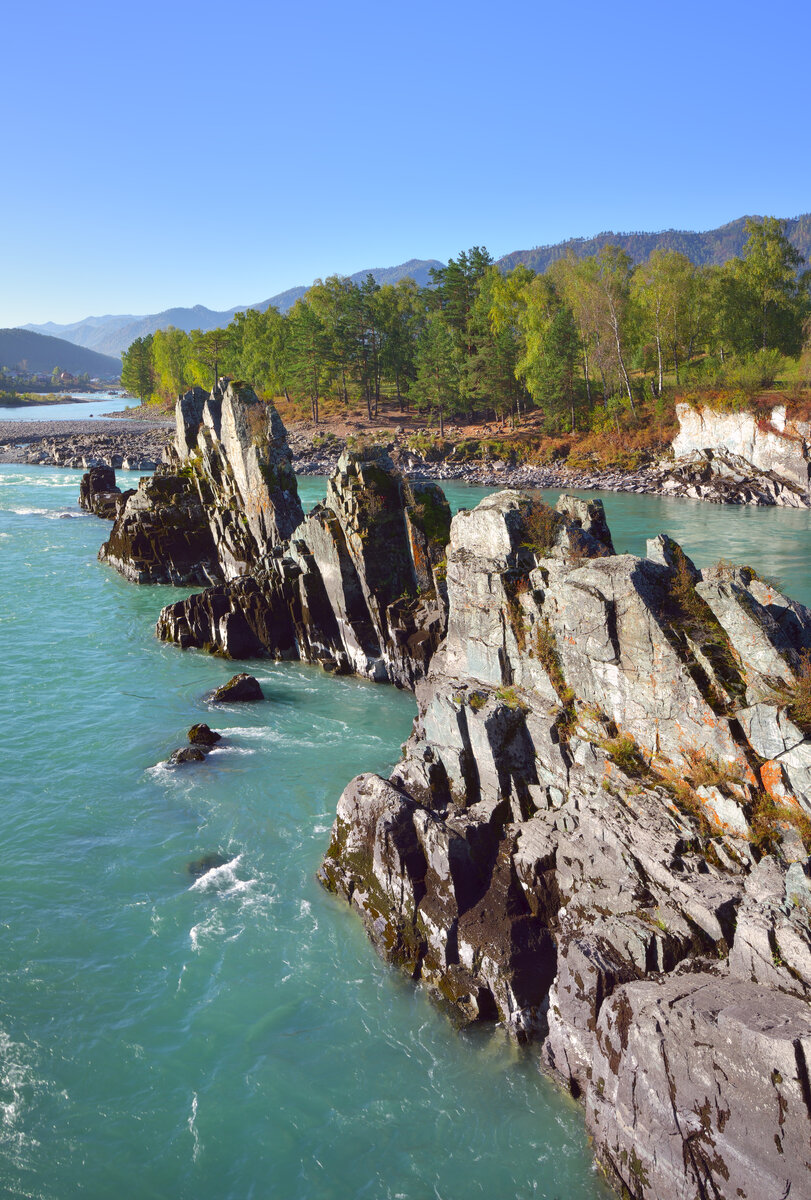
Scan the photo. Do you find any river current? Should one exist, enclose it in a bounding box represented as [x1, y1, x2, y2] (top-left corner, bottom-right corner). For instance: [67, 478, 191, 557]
[2, 464, 810, 1199]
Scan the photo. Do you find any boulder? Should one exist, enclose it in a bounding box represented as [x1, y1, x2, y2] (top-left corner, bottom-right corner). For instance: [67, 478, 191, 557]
[168, 746, 207, 765]
[79, 464, 122, 519]
[188, 723, 222, 746]
[210, 673, 263, 702]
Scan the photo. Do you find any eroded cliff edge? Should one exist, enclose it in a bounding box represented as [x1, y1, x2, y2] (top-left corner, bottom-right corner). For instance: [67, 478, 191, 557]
[319, 490, 811, 1200]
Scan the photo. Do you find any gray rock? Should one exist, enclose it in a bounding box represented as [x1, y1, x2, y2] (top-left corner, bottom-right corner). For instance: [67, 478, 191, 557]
[318, 488, 811, 1200]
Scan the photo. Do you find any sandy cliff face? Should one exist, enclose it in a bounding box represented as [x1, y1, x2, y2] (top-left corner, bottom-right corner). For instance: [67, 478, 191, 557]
[320, 489, 811, 1200]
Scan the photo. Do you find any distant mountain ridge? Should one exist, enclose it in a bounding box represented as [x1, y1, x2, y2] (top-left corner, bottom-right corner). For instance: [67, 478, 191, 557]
[19, 215, 811, 360]
[21, 259, 444, 360]
[498, 213, 811, 275]
[0, 329, 121, 379]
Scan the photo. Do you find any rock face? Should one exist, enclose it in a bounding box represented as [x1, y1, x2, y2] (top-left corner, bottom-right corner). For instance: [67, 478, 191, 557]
[319, 489, 811, 1200]
[79, 464, 131, 519]
[156, 443, 453, 688]
[99, 381, 304, 585]
[661, 403, 811, 506]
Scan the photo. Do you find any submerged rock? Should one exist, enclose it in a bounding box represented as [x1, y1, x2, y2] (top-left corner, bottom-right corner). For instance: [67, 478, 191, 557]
[318, 489, 811, 1200]
[186, 852, 230, 877]
[210, 673, 263, 703]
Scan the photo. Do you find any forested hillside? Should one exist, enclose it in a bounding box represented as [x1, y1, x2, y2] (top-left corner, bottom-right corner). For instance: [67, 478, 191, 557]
[498, 214, 811, 275]
[121, 218, 810, 442]
[0, 329, 121, 379]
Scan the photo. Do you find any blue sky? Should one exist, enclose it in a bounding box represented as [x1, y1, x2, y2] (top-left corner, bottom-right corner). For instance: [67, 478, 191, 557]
[3, 0, 809, 326]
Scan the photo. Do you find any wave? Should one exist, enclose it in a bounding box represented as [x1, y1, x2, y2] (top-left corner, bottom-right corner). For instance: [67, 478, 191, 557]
[188, 854, 253, 895]
[8, 506, 87, 520]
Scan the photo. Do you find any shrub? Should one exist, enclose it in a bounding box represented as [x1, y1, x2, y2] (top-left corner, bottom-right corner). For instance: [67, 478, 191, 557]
[522, 502, 561, 555]
[683, 747, 744, 792]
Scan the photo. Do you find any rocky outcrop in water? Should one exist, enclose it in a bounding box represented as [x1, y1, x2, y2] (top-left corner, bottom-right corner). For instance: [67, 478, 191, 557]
[210, 673, 263, 702]
[319, 488, 811, 1200]
[96, 382, 452, 687]
[98, 381, 304, 586]
[657, 402, 811, 507]
[78, 464, 132, 519]
[156, 441, 452, 687]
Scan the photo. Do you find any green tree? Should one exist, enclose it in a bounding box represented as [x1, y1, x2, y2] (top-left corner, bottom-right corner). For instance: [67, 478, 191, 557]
[594, 246, 636, 410]
[517, 288, 581, 431]
[632, 250, 694, 390]
[190, 327, 234, 387]
[411, 310, 460, 436]
[152, 326, 191, 398]
[287, 300, 330, 423]
[735, 217, 807, 354]
[121, 335, 155, 403]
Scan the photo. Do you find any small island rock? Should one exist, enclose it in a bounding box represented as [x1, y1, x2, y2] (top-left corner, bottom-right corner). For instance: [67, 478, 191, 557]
[188, 723, 222, 746]
[168, 746, 207, 765]
[211, 673, 263, 703]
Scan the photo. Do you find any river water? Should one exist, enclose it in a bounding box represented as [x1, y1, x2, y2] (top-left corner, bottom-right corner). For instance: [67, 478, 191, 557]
[2, 465, 810, 1200]
[0, 393, 132, 422]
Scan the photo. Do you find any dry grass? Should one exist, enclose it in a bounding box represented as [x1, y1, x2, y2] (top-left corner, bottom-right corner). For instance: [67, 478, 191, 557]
[770, 651, 811, 735]
[682, 747, 745, 793]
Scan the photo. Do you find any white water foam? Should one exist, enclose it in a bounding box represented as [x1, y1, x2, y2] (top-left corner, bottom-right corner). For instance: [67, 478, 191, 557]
[188, 1092, 201, 1162]
[9, 506, 87, 520]
[188, 854, 245, 893]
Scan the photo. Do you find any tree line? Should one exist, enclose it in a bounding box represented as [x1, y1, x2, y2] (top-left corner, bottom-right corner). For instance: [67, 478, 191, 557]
[121, 218, 809, 432]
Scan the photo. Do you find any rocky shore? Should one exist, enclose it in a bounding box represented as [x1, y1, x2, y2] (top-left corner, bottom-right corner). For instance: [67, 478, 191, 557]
[0, 417, 172, 470]
[288, 412, 811, 507]
[86, 384, 811, 1200]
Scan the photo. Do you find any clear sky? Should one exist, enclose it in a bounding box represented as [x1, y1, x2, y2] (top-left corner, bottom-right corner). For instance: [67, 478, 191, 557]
[3, 0, 809, 326]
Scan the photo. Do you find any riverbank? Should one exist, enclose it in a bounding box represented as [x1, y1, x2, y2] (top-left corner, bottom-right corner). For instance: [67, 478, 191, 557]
[0, 416, 173, 469]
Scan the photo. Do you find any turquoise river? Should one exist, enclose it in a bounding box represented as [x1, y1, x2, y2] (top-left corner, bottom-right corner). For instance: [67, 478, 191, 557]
[2, 463, 810, 1199]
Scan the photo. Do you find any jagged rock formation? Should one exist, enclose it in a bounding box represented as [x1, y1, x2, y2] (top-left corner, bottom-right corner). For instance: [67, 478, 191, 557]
[319, 488, 811, 1200]
[657, 402, 811, 506]
[79, 464, 132, 519]
[98, 381, 303, 586]
[95, 380, 452, 687]
[156, 441, 452, 687]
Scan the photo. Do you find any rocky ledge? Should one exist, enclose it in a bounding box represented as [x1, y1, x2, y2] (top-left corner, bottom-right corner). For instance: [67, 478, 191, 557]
[318, 488, 811, 1200]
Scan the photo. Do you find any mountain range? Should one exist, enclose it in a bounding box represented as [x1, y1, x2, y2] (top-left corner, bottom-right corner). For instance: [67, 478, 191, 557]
[20, 215, 811, 361]
[0, 329, 122, 380]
